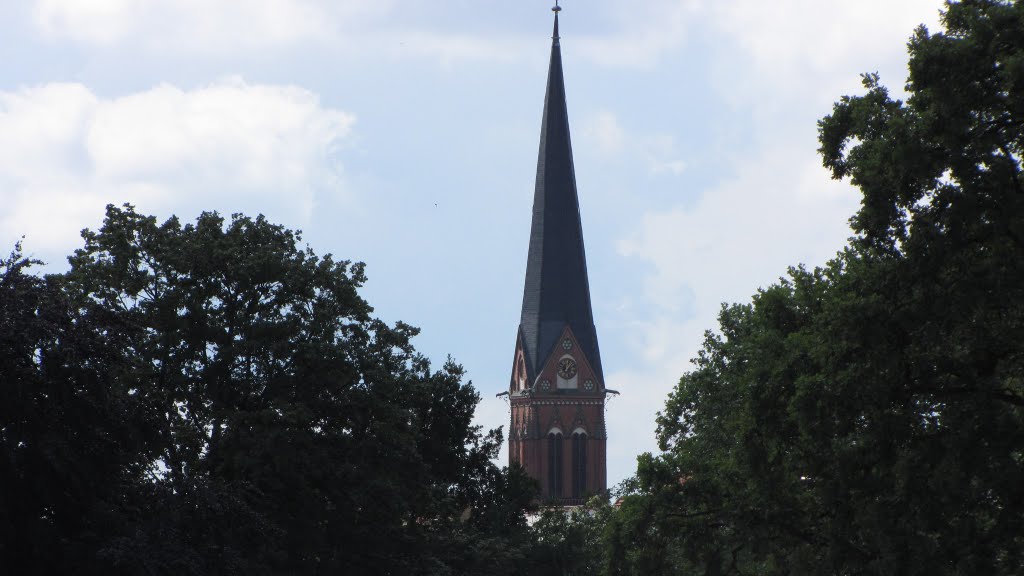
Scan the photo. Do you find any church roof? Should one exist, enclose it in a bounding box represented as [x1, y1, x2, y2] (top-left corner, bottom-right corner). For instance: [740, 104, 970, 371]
[519, 11, 604, 385]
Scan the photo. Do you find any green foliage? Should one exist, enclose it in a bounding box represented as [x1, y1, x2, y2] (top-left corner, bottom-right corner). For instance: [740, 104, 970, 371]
[528, 496, 614, 575]
[1, 206, 538, 574]
[618, 1, 1024, 574]
[0, 242, 148, 574]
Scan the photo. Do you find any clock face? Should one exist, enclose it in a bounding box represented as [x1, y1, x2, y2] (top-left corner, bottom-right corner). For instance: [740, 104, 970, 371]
[557, 358, 578, 380]
[561, 338, 573, 351]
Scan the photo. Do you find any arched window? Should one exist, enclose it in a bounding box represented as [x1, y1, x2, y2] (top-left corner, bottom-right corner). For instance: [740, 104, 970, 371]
[548, 430, 563, 497]
[572, 431, 588, 498]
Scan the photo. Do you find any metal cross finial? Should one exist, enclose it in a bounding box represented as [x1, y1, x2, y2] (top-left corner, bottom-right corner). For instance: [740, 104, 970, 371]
[552, 0, 561, 13]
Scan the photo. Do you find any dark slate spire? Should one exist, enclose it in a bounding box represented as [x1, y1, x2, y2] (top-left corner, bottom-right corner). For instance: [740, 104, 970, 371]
[519, 8, 604, 384]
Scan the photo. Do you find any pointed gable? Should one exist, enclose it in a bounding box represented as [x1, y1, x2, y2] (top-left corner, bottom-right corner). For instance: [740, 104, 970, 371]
[518, 12, 604, 386]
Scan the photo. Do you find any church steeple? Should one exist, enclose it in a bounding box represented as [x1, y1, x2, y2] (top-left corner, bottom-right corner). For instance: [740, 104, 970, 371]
[508, 5, 608, 506]
[518, 4, 603, 387]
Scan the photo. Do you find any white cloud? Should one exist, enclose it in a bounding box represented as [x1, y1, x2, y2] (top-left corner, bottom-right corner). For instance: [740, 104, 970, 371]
[0, 78, 354, 263]
[574, 0, 701, 68]
[25, 0, 947, 71]
[701, 0, 945, 118]
[581, 111, 686, 178]
[28, 0, 537, 67]
[643, 134, 687, 176]
[708, 0, 944, 74]
[564, 0, 944, 75]
[650, 159, 687, 176]
[380, 32, 529, 67]
[584, 110, 625, 156]
[620, 145, 856, 342]
[31, 0, 391, 51]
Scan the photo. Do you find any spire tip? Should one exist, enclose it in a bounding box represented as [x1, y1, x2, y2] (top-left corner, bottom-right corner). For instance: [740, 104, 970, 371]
[552, 1, 561, 42]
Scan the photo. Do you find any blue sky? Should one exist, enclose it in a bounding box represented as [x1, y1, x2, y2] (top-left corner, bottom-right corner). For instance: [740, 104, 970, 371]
[1, 0, 946, 486]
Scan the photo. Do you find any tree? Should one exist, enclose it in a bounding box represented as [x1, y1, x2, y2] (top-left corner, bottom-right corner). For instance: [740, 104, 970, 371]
[624, 1, 1024, 574]
[2, 206, 537, 574]
[526, 496, 615, 576]
[0, 243, 148, 574]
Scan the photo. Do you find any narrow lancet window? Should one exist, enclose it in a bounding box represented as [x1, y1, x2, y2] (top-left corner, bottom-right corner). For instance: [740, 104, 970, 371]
[548, 432, 563, 497]
[572, 432, 587, 498]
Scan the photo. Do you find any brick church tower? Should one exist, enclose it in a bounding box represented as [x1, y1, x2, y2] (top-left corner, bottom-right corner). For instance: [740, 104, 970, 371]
[507, 5, 610, 506]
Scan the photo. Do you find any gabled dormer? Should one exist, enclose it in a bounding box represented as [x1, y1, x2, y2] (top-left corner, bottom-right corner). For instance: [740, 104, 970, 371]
[531, 325, 603, 395]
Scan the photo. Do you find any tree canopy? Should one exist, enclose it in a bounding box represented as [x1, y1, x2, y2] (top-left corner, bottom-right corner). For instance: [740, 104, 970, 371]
[1, 206, 538, 575]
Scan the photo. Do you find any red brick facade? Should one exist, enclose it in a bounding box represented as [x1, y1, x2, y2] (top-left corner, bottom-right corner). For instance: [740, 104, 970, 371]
[509, 326, 607, 504]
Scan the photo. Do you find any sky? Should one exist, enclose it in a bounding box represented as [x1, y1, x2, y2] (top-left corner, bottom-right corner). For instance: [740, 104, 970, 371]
[1, 0, 948, 487]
